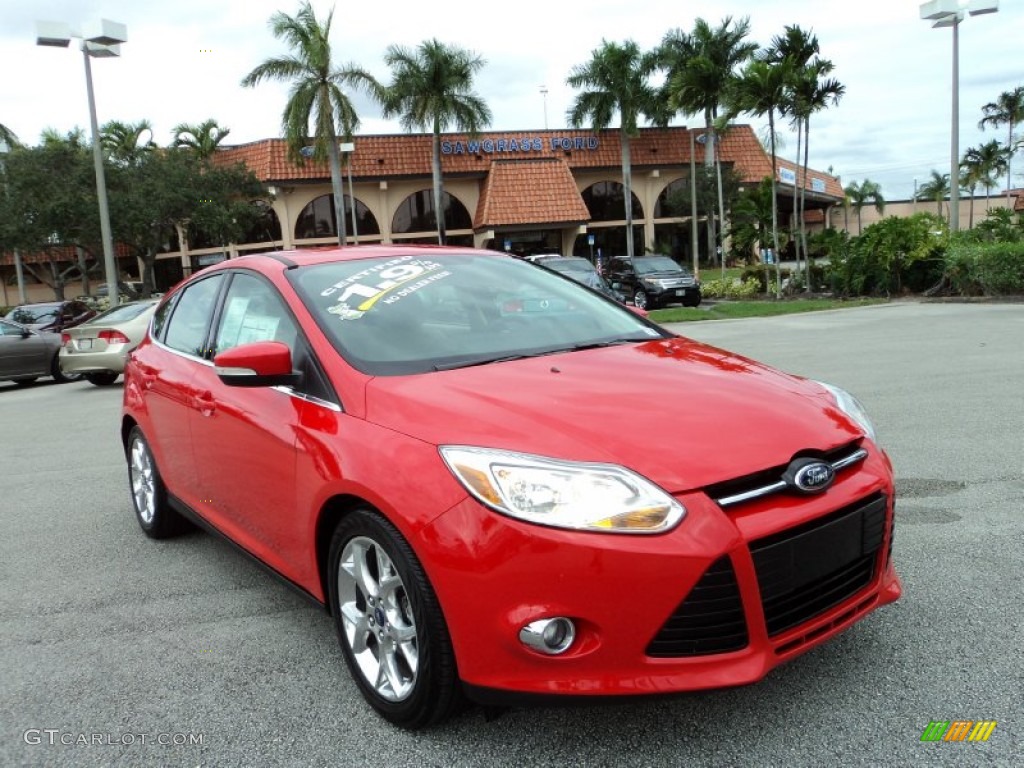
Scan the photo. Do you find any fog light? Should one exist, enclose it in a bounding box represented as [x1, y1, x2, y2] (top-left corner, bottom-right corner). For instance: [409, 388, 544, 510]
[519, 617, 576, 655]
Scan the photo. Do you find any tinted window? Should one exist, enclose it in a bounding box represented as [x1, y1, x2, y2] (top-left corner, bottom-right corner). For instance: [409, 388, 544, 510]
[290, 252, 666, 376]
[163, 275, 224, 357]
[90, 301, 158, 324]
[213, 273, 299, 357]
[635, 257, 686, 274]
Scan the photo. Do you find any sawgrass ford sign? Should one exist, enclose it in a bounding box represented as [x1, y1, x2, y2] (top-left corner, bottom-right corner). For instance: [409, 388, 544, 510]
[441, 136, 600, 155]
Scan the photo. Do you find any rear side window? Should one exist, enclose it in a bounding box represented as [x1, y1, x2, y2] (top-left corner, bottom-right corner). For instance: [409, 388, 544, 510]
[163, 275, 224, 357]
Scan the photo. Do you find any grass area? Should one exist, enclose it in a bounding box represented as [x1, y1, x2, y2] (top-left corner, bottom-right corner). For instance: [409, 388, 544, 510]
[649, 297, 886, 323]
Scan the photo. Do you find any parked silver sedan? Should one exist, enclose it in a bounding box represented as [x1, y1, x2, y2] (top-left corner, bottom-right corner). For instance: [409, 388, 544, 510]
[59, 299, 159, 386]
[0, 319, 80, 386]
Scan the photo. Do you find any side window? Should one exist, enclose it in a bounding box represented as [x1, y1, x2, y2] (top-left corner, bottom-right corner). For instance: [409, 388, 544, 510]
[150, 295, 178, 341]
[163, 275, 224, 357]
[213, 273, 298, 358]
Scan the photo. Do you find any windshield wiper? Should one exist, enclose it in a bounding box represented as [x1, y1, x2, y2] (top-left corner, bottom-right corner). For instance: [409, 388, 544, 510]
[433, 351, 562, 371]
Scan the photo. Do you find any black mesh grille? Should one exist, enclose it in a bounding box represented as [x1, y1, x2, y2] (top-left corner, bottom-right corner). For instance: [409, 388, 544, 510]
[646, 556, 749, 657]
[752, 493, 887, 637]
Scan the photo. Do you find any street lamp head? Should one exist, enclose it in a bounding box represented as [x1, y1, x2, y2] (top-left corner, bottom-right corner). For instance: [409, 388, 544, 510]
[36, 20, 72, 47]
[932, 11, 964, 27]
[85, 41, 122, 58]
[967, 0, 998, 15]
[84, 19, 128, 46]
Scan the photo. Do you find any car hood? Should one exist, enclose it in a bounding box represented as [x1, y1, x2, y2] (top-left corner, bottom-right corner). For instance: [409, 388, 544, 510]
[363, 336, 864, 492]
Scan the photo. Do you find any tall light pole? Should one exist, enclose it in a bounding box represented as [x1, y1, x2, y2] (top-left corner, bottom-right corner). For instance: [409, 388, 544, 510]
[920, 0, 998, 232]
[36, 19, 127, 305]
[340, 142, 358, 242]
[540, 86, 549, 130]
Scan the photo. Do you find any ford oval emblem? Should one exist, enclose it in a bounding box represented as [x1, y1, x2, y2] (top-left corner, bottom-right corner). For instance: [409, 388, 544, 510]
[784, 458, 835, 494]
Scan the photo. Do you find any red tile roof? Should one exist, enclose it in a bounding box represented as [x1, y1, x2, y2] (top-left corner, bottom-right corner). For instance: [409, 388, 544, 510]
[213, 125, 842, 200]
[474, 159, 589, 228]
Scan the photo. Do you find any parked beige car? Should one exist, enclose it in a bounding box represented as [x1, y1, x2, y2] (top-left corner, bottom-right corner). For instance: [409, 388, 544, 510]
[59, 299, 159, 386]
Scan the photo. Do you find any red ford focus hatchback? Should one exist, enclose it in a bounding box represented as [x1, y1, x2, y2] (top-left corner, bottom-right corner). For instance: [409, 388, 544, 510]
[121, 245, 900, 728]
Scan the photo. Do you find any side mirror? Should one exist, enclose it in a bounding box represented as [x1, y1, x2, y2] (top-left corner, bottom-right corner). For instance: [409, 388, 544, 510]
[20, 327, 32, 338]
[214, 341, 300, 388]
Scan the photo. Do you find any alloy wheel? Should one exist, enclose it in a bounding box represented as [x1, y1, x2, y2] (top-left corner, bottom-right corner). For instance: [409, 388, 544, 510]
[337, 536, 419, 702]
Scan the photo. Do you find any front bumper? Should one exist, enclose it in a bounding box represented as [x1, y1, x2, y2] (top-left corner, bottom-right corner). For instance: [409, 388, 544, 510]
[648, 285, 700, 305]
[419, 451, 900, 700]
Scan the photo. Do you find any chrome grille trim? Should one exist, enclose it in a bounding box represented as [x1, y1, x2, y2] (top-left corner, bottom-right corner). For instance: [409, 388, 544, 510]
[716, 448, 869, 508]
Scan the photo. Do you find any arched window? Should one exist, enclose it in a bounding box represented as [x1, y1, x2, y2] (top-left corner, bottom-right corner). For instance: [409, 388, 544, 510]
[392, 190, 472, 234]
[294, 194, 380, 240]
[581, 181, 643, 222]
[654, 178, 690, 218]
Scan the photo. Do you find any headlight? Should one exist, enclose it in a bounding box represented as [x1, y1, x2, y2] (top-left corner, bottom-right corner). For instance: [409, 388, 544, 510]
[439, 446, 685, 534]
[816, 381, 879, 444]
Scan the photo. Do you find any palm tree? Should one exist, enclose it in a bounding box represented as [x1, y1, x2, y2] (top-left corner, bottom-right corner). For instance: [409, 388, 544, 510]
[377, 39, 491, 245]
[101, 120, 156, 166]
[730, 57, 793, 296]
[978, 85, 1024, 207]
[916, 170, 950, 220]
[568, 39, 658, 259]
[845, 179, 885, 234]
[172, 119, 231, 161]
[241, 1, 362, 246]
[782, 51, 843, 283]
[962, 140, 1009, 216]
[658, 18, 757, 266]
[0, 123, 18, 149]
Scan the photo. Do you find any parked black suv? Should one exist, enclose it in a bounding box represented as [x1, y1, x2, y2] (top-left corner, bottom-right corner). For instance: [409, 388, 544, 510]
[605, 256, 701, 309]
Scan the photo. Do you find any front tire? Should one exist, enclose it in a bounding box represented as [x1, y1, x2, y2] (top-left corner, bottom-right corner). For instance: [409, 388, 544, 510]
[85, 371, 119, 386]
[328, 510, 460, 729]
[632, 289, 649, 310]
[127, 426, 186, 539]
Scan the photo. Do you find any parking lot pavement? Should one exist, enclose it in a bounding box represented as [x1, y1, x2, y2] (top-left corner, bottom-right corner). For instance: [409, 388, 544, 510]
[1, 301, 1021, 767]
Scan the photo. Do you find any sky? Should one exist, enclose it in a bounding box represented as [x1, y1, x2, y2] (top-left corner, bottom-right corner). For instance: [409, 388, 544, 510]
[2, 0, 1022, 201]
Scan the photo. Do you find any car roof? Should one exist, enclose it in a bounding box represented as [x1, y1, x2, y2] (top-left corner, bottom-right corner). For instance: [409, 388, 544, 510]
[198, 245, 509, 274]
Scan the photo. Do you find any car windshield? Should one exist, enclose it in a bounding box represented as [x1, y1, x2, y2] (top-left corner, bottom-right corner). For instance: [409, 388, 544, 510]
[634, 257, 687, 275]
[7, 304, 60, 324]
[291, 252, 666, 375]
[89, 301, 157, 324]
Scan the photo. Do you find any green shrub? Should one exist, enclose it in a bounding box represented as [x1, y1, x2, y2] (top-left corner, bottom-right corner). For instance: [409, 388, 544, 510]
[945, 241, 1024, 296]
[700, 277, 761, 299]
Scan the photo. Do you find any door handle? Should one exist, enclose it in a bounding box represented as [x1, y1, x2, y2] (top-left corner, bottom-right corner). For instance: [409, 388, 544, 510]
[195, 390, 216, 417]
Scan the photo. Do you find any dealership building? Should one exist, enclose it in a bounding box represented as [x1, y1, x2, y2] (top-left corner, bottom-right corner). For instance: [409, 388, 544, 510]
[3, 124, 849, 301]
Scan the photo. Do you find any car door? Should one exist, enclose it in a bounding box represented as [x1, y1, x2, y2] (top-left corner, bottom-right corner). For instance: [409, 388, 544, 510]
[0, 321, 51, 378]
[134, 273, 226, 499]
[188, 271, 303, 572]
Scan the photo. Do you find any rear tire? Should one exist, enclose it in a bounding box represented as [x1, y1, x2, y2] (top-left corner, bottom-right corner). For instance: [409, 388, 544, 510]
[127, 426, 186, 539]
[51, 355, 82, 383]
[328, 509, 461, 729]
[85, 372, 119, 386]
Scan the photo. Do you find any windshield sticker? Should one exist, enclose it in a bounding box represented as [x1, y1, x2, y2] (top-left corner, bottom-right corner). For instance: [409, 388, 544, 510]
[322, 257, 451, 320]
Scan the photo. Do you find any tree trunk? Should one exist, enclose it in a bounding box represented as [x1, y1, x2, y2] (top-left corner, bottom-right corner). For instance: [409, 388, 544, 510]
[704, 111, 716, 267]
[621, 130, 634, 258]
[768, 112, 781, 299]
[432, 120, 446, 245]
[801, 116, 811, 289]
[793, 119, 803, 278]
[327, 133, 348, 246]
[76, 246, 91, 297]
